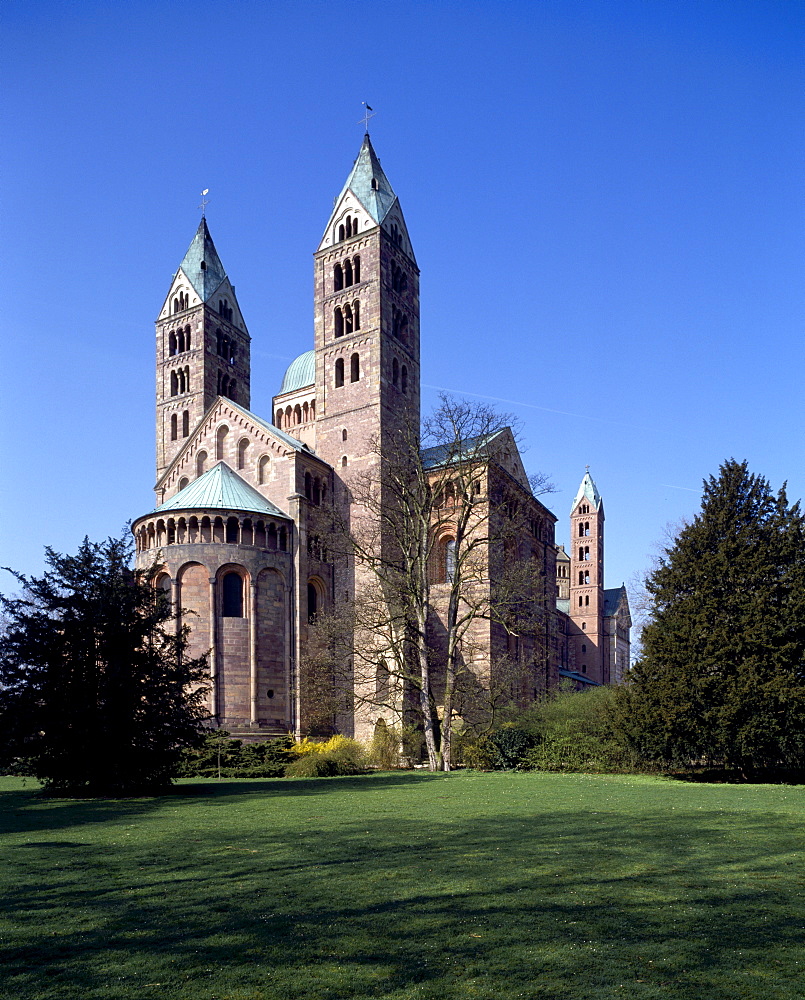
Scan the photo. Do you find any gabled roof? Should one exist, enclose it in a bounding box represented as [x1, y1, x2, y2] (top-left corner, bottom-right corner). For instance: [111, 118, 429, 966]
[279, 350, 315, 394]
[421, 431, 501, 471]
[559, 669, 600, 687]
[335, 134, 398, 226]
[152, 462, 291, 519]
[556, 598, 570, 615]
[604, 585, 629, 618]
[571, 471, 602, 513]
[177, 218, 228, 303]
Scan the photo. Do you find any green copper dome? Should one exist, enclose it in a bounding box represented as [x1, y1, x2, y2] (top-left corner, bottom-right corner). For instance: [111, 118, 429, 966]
[280, 350, 315, 394]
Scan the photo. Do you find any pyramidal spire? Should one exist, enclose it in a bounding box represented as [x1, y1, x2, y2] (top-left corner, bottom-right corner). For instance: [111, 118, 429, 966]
[571, 469, 603, 513]
[337, 133, 398, 225]
[177, 217, 228, 303]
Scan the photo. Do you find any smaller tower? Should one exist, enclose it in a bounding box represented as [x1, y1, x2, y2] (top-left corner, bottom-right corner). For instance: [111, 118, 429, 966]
[568, 471, 606, 682]
[155, 218, 251, 481]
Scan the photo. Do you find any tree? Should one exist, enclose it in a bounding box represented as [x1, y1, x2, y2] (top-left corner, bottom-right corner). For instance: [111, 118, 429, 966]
[306, 395, 556, 771]
[616, 460, 805, 773]
[0, 535, 209, 795]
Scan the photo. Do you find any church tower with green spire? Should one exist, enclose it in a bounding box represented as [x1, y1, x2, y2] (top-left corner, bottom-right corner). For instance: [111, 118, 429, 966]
[154, 218, 251, 481]
[568, 470, 606, 683]
[312, 133, 420, 479]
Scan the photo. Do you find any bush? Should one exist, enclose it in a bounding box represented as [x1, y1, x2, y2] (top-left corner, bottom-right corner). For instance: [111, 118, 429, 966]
[285, 754, 340, 778]
[285, 734, 368, 777]
[368, 720, 402, 769]
[177, 732, 294, 778]
[515, 686, 642, 774]
[456, 733, 496, 770]
[489, 727, 537, 769]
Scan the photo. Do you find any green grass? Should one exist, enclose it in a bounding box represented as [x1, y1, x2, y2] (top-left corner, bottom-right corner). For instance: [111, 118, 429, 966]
[1, 771, 803, 1000]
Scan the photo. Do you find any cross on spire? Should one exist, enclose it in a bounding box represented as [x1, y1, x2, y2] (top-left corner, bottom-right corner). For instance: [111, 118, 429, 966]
[358, 102, 376, 133]
[199, 188, 210, 218]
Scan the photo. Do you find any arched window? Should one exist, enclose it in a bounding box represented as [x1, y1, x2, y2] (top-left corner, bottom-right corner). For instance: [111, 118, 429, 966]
[338, 224, 345, 241]
[342, 428, 347, 441]
[222, 572, 243, 617]
[353, 300, 360, 330]
[225, 517, 239, 544]
[307, 581, 319, 623]
[182, 410, 189, 437]
[401, 365, 408, 395]
[341, 455, 348, 467]
[335, 358, 344, 387]
[343, 258, 353, 286]
[275, 409, 283, 428]
[216, 424, 228, 460]
[584, 571, 590, 584]
[170, 413, 178, 440]
[303, 401, 309, 422]
[350, 353, 360, 382]
[579, 571, 584, 585]
[285, 405, 292, 425]
[169, 332, 177, 356]
[585, 595, 590, 606]
[579, 547, 584, 561]
[185, 328, 191, 352]
[177, 330, 185, 353]
[197, 450, 207, 477]
[392, 357, 399, 387]
[579, 523, 585, 537]
[344, 303, 354, 334]
[178, 477, 189, 491]
[334, 307, 344, 338]
[584, 547, 590, 561]
[184, 366, 190, 393]
[578, 597, 583, 608]
[582, 622, 587, 631]
[334, 263, 343, 291]
[279, 526, 287, 551]
[353, 256, 361, 283]
[170, 371, 178, 396]
[585, 522, 590, 536]
[293, 404, 301, 425]
[258, 455, 270, 484]
[238, 438, 249, 470]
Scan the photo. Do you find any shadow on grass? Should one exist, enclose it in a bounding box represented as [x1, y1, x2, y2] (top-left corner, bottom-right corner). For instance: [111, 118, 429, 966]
[2, 775, 804, 999]
[667, 767, 805, 785]
[0, 771, 441, 837]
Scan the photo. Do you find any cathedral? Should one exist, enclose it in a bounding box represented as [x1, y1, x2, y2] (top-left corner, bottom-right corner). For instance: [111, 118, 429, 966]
[132, 134, 631, 741]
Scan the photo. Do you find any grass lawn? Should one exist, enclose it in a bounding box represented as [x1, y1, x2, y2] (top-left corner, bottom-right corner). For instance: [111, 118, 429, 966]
[1, 770, 803, 1000]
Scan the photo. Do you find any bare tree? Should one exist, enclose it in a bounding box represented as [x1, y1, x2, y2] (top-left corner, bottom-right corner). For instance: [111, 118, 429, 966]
[305, 395, 556, 771]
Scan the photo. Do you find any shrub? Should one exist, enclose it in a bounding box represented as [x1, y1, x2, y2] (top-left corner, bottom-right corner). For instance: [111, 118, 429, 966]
[368, 720, 402, 769]
[285, 753, 340, 778]
[515, 687, 642, 774]
[489, 727, 537, 769]
[177, 732, 294, 778]
[457, 733, 496, 770]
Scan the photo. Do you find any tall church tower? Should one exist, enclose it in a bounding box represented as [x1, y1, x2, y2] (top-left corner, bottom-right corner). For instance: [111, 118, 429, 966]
[568, 471, 606, 682]
[312, 134, 420, 478]
[154, 218, 251, 482]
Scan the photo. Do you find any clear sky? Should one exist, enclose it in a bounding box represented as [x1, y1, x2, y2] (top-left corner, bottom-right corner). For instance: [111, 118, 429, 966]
[2, 0, 803, 607]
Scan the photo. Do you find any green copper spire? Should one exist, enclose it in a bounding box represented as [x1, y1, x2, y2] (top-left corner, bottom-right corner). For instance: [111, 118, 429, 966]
[177, 217, 228, 302]
[336, 133, 398, 224]
[571, 470, 603, 513]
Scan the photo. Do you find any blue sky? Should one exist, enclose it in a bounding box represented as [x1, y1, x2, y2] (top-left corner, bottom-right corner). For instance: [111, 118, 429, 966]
[2, 0, 803, 605]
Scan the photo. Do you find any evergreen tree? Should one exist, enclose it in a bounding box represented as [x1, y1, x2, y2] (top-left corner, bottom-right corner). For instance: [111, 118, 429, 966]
[0, 535, 209, 795]
[618, 460, 805, 772]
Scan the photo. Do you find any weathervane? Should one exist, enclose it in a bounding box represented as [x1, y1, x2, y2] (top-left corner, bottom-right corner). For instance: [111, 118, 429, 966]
[358, 102, 376, 133]
[199, 188, 210, 217]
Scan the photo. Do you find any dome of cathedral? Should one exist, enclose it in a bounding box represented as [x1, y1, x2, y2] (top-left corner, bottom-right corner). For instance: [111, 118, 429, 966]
[280, 350, 315, 394]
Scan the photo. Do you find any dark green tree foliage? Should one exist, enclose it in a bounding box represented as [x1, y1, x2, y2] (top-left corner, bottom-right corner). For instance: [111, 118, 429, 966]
[0, 536, 209, 795]
[619, 460, 805, 771]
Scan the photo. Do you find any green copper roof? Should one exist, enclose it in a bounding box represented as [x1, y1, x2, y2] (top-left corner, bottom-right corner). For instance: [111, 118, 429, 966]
[153, 462, 291, 518]
[337, 134, 398, 225]
[570, 471, 602, 513]
[177, 217, 228, 302]
[280, 350, 315, 394]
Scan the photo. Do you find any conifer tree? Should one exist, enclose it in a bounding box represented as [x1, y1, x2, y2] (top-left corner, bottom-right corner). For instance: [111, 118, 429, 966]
[619, 460, 805, 772]
[0, 535, 209, 795]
